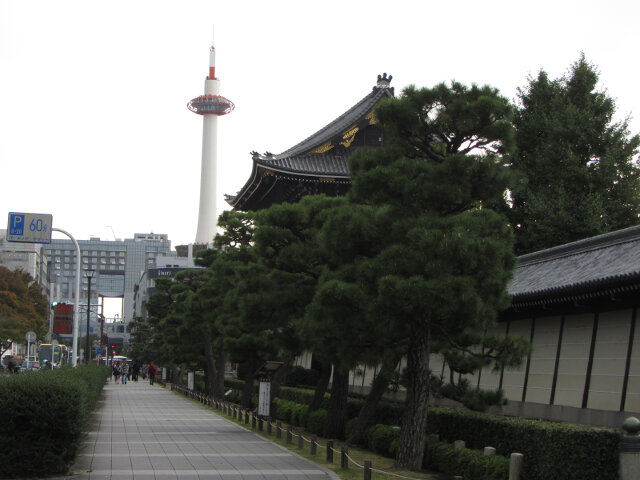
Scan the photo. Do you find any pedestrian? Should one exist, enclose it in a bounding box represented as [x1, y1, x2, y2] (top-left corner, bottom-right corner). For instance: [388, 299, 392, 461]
[121, 361, 129, 384]
[112, 361, 121, 384]
[132, 362, 140, 381]
[148, 361, 157, 385]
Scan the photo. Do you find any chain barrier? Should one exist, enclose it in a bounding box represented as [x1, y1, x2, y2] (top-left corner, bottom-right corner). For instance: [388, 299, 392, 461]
[170, 385, 426, 480]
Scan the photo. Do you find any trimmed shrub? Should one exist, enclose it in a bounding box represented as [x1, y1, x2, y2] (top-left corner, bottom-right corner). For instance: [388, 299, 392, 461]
[427, 406, 620, 480]
[365, 424, 400, 457]
[0, 364, 109, 478]
[284, 366, 320, 387]
[307, 409, 327, 435]
[424, 441, 509, 480]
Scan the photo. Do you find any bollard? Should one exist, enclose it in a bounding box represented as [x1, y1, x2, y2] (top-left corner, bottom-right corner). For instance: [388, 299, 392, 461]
[276, 421, 282, 439]
[364, 460, 372, 480]
[484, 446, 496, 456]
[244, 410, 249, 425]
[509, 453, 524, 480]
[341, 445, 349, 469]
[267, 420, 272, 435]
[286, 426, 292, 444]
[258, 417, 264, 432]
[233, 407, 237, 419]
[311, 435, 317, 455]
[298, 429, 304, 449]
[326, 440, 334, 463]
[620, 416, 640, 480]
[252, 413, 257, 429]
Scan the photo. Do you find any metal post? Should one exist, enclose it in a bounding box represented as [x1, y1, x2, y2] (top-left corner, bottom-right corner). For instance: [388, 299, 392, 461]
[52, 228, 80, 366]
[85, 270, 93, 364]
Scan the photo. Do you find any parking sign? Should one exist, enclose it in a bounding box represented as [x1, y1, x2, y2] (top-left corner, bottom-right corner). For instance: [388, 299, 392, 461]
[6, 212, 53, 243]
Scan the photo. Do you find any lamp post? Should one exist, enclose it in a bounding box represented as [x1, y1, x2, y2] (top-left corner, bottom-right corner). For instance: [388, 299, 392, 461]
[85, 269, 95, 364]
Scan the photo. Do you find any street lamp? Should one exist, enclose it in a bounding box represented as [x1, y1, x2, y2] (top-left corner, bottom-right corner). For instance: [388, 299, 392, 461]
[85, 268, 95, 364]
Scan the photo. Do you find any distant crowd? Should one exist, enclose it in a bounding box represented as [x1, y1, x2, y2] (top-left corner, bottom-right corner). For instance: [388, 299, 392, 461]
[112, 360, 158, 385]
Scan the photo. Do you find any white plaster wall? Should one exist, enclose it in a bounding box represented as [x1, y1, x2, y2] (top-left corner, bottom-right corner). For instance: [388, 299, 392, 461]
[554, 313, 593, 408]
[526, 316, 561, 404]
[587, 310, 631, 410]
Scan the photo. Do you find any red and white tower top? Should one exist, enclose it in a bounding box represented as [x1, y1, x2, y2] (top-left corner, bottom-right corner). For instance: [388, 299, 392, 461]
[187, 34, 234, 116]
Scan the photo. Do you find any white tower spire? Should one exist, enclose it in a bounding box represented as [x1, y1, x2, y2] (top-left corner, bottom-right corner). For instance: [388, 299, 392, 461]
[187, 34, 234, 245]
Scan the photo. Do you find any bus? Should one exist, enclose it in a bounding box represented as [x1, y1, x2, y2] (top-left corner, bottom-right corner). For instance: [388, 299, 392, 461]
[37, 343, 69, 368]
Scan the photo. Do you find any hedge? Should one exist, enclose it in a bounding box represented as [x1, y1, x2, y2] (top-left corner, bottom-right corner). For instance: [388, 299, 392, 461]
[222, 377, 621, 480]
[0, 364, 109, 478]
[427, 406, 620, 480]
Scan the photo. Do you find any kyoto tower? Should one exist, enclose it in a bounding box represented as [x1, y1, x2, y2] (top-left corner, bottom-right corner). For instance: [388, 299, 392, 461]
[188, 35, 235, 245]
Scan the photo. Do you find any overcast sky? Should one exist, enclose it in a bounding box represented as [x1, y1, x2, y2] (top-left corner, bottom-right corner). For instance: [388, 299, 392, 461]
[1, 0, 639, 249]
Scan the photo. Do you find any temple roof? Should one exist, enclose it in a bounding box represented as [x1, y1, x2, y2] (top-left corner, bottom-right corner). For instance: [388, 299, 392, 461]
[226, 74, 395, 211]
[509, 225, 640, 308]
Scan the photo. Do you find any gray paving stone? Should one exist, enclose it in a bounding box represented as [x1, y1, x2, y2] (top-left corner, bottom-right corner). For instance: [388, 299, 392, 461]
[42, 381, 339, 480]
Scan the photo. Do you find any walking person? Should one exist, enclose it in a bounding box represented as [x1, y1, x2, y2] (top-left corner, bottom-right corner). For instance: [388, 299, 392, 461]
[112, 361, 121, 384]
[121, 361, 129, 384]
[148, 361, 157, 385]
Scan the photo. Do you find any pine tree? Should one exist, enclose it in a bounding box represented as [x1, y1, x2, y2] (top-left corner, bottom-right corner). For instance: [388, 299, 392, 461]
[510, 55, 640, 254]
[347, 82, 517, 469]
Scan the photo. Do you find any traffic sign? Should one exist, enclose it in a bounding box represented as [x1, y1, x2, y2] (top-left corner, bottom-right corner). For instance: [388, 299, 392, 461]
[96, 347, 103, 355]
[6, 212, 53, 243]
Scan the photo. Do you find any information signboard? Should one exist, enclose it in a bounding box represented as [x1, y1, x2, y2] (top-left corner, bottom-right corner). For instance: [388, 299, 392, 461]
[6, 212, 53, 243]
[53, 304, 73, 334]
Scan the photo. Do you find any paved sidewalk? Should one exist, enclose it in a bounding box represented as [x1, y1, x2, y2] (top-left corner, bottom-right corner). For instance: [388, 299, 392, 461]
[49, 380, 339, 480]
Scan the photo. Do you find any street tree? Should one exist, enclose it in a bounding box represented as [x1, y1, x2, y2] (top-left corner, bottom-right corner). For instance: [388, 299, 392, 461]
[0, 266, 48, 355]
[347, 82, 518, 469]
[509, 54, 640, 254]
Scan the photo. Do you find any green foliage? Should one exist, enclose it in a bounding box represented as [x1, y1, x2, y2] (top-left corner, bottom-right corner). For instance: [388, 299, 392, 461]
[348, 80, 518, 469]
[365, 424, 400, 456]
[0, 266, 49, 350]
[273, 398, 308, 426]
[424, 441, 509, 480]
[306, 409, 327, 435]
[510, 54, 640, 254]
[427, 406, 620, 480]
[0, 364, 109, 478]
[283, 365, 320, 387]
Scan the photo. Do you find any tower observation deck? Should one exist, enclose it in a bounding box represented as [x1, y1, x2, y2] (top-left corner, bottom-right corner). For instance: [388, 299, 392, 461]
[188, 39, 234, 245]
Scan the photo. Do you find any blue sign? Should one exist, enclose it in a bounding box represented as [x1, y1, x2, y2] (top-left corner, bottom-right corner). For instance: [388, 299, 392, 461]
[10, 213, 25, 235]
[96, 348, 103, 355]
[6, 212, 53, 243]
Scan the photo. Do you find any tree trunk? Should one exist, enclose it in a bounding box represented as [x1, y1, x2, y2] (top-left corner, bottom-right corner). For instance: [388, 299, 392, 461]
[270, 351, 293, 401]
[239, 358, 258, 408]
[213, 348, 226, 398]
[395, 320, 431, 470]
[347, 350, 402, 446]
[323, 366, 350, 439]
[304, 360, 332, 426]
[203, 334, 217, 395]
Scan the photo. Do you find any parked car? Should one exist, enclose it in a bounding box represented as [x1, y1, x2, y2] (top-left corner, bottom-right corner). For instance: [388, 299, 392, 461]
[20, 360, 40, 371]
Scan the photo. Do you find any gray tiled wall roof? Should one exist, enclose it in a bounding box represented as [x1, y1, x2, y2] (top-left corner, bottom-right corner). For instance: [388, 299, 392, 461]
[509, 225, 640, 300]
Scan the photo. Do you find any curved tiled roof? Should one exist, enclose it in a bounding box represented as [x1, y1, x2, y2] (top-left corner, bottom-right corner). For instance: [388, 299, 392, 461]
[277, 85, 393, 159]
[227, 75, 394, 209]
[253, 150, 353, 176]
[509, 225, 640, 304]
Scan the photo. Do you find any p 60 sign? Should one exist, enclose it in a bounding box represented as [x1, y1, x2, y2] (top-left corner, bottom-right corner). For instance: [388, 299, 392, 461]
[6, 212, 53, 244]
